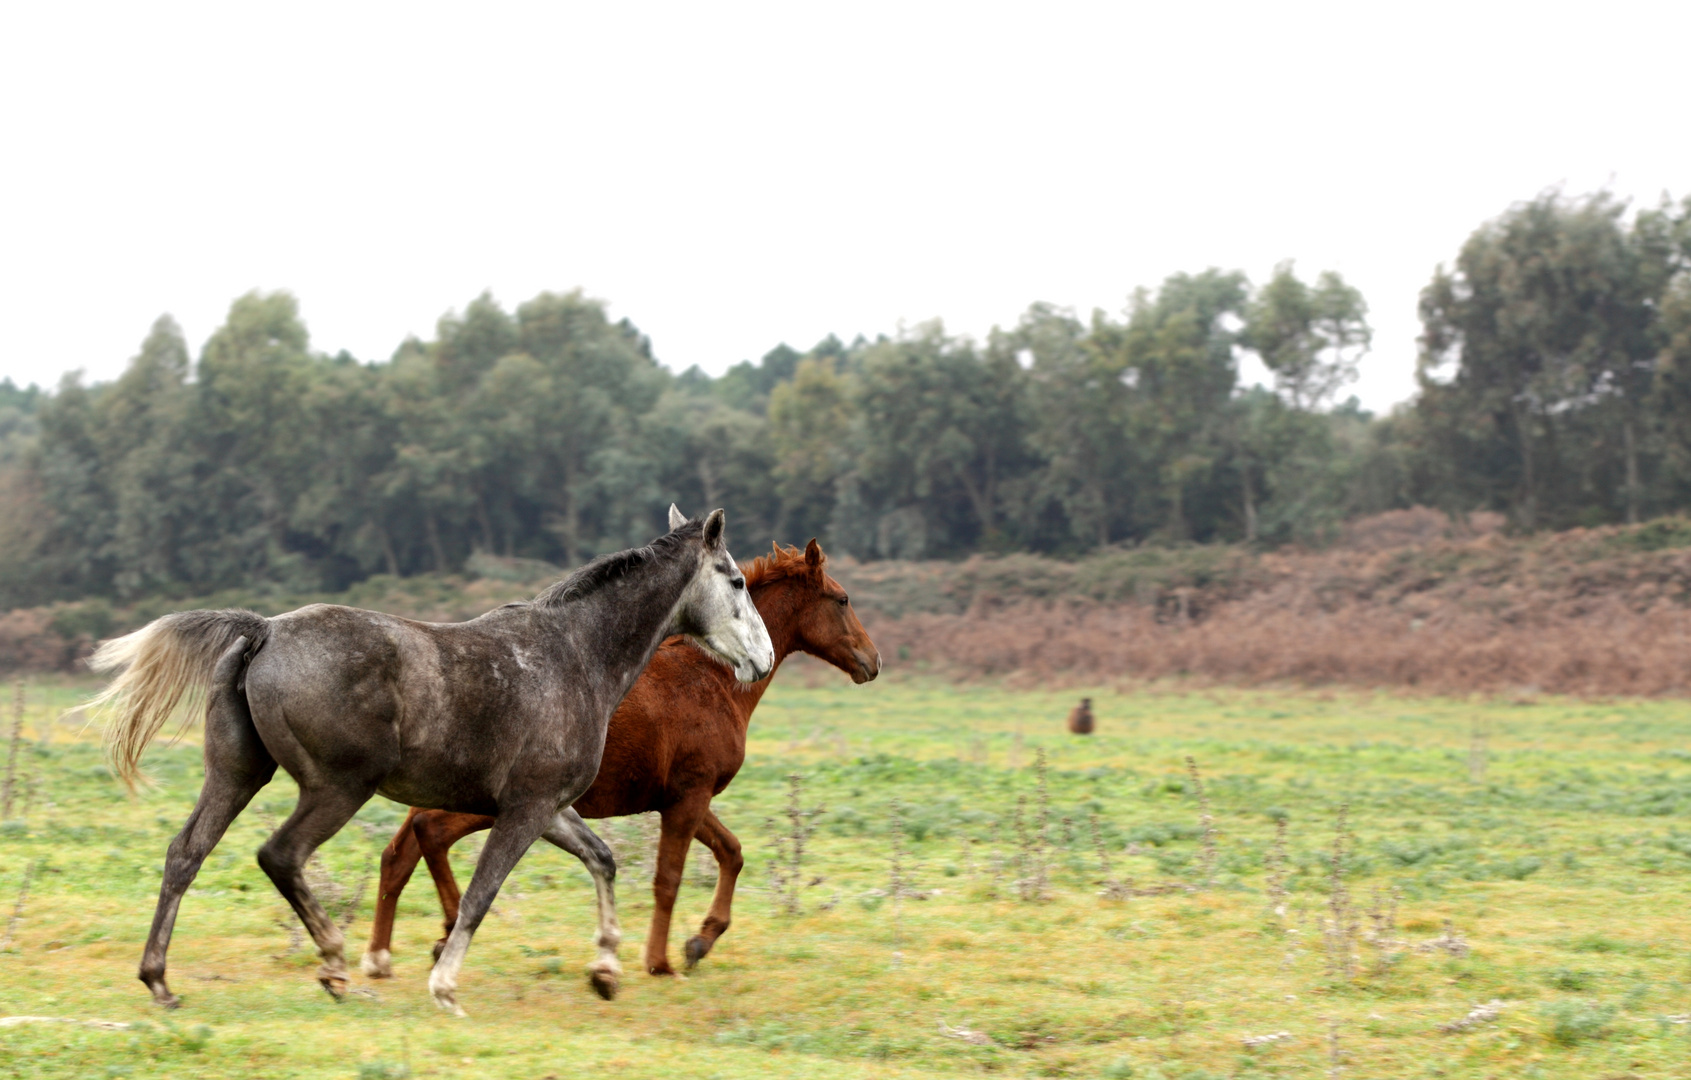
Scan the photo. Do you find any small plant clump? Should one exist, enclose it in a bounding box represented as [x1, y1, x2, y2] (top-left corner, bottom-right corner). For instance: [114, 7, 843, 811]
[1540, 999, 1617, 1046]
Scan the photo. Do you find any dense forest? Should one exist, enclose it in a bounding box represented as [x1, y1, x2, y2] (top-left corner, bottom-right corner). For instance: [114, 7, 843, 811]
[1, 190, 1688, 611]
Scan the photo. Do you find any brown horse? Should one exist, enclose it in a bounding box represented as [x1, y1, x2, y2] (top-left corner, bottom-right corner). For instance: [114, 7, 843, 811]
[361, 539, 879, 978]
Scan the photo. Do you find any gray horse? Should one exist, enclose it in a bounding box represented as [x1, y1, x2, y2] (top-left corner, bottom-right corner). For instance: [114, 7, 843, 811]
[87, 507, 772, 1015]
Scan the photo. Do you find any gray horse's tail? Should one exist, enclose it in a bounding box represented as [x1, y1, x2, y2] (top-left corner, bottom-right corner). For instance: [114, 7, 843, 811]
[86, 609, 269, 791]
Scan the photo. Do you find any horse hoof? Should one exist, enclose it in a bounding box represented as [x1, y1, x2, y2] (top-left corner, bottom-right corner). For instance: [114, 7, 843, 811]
[152, 991, 182, 1010]
[429, 971, 466, 1017]
[646, 961, 675, 977]
[587, 968, 619, 1001]
[319, 975, 348, 1001]
[361, 950, 393, 979]
[431, 992, 466, 1018]
[684, 936, 711, 969]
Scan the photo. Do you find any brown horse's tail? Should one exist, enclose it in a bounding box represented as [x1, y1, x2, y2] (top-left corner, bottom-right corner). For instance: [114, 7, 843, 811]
[85, 609, 270, 791]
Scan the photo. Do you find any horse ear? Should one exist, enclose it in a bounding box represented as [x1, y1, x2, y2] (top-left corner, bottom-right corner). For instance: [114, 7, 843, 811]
[805, 538, 822, 571]
[668, 504, 687, 531]
[703, 508, 726, 550]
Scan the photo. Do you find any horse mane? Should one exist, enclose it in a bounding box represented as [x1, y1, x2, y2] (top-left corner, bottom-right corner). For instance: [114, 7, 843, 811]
[743, 542, 824, 589]
[534, 519, 704, 608]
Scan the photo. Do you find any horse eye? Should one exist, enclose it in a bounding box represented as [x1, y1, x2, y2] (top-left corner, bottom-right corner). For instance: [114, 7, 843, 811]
[837, 595, 849, 606]
[731, 578, 745, 590]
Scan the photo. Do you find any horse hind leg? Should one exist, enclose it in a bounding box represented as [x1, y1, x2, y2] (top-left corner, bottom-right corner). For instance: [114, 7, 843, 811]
[541, 808, 622, 1000]
[256, 784, 373, 1000]
[139, 638, 276, 1008]
[685, 808, 744, 970]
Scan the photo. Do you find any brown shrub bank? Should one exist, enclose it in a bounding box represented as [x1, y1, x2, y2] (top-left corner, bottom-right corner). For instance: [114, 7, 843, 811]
[834, 509, 1691, 696]
[864, 597, 1691, 696]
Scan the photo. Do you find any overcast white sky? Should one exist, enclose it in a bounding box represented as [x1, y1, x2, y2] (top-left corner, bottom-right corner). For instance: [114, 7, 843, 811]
[1, 1, 1685, 413]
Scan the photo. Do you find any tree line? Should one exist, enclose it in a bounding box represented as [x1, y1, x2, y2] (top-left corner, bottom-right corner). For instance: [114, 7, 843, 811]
[0, 190, 1687, 610]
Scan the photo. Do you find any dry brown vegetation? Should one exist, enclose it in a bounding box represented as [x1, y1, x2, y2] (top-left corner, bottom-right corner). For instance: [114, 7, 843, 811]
[11, 509, 1691, 697]
[837, 509, 1691, 696]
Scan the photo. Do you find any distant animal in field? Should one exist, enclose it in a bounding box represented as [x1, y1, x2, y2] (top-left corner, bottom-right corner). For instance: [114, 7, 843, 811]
[86, 506, 772, 1016]
[362, 538, 880, 980]
[1068, 697, 1094, 735]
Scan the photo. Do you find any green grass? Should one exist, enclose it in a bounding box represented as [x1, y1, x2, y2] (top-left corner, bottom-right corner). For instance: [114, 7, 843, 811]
[3, 670, 1691, 1077]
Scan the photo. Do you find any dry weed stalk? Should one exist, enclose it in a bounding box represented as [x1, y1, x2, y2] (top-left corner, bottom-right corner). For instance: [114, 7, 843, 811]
[1009, 750, 1053, 901]
[887, 800, 909, 966]
[765, 773, 825, 915]
[1166, 998, 1188, 1049]
[603, 813, 658, 880]
[1031, 748, 1051, 895]
[1320, 805, 1358, 981]
[252, 808, 371, 944]
[1008, 796, 1028, 890]
[336, 852, 374, 930]
[1263, 817, 1290, 924]
[1090, 812, 1134, 900]
[1, 860, 37, 948]
[690, 838, 718, 887]
[986, 850, 1006, 899]
[1185, 756, 1217, 887]
[1468, 719, 1488, 784]
[1278, 899, 1311, 972]
[274, 915, 305, 955]
[635, 813, 659, 880]
[1363, 883, 1403, 974]
[302, 849, 370, 929]
[2, 680, 23, 819]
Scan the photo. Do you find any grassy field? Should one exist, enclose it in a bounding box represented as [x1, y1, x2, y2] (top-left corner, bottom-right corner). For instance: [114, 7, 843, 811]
[2, 669, 1691, 1078]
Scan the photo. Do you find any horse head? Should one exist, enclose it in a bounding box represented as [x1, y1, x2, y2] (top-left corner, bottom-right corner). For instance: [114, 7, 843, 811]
[669, 505, 775, 683]
[752, 538, 880, 684]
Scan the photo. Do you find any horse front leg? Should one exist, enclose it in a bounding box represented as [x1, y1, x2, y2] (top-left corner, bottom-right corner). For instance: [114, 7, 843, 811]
[361, 808, 426, 978]
[685, 807, 744, 970]
[645, 797, 707, 976]
[540, 808, 622, 999]
[427, 805, 551, 1016]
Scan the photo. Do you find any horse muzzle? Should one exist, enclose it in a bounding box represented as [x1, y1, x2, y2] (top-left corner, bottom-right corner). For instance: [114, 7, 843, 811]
[850, 648, 881, 684]
[734, 653, 774, 684]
